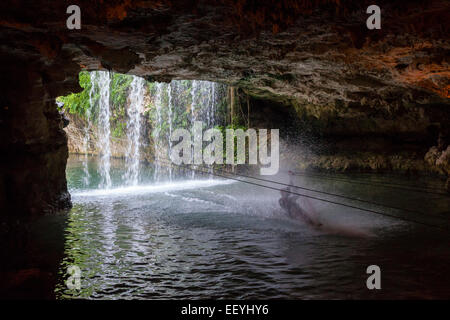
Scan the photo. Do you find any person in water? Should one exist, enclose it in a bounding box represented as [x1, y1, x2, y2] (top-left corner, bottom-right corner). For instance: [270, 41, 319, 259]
[279, 171, 322, 228]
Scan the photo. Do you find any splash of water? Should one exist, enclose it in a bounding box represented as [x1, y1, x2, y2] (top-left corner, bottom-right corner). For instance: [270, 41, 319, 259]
[123, 76, 146, 186]
[95, 71, 112, 189]
[73, 179, 234, 197]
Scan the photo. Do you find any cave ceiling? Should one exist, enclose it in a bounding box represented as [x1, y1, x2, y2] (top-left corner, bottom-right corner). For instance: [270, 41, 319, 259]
[0, 0, 449, 110]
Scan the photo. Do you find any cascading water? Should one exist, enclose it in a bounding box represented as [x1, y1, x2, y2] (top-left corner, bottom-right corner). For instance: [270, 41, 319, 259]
[74, 74, 224, 189]
[82, 74, 95, 187]
[167, 82, 174, 181]
[148, 80, 222, 182]
[153, 82, 164, 182]
[190, 80, 199, 178]
[207, 82, 218, 177]
[209, 82, 217, 127]
[123, 76, 146, 186]
[191, 80, 218, 126]
[190, 80, 219, 178]
[95, 71, 112, 189]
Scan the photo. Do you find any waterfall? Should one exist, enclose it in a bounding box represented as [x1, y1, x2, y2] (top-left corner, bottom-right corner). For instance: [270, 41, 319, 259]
[190, 81, 199, 178]
[150, 80, 221, 182]
[207, 82, 217, 178]
[153, 82, 164, 182]
[209, 82, 217, 127]
[123, 76, 146, 186]
[95, 71, 112, 189]
[82, 75, 95, 187]
[68, 72, 225, 189]
[189, 80, 219, 178]
[167, 82, 174, 181]
[205, 81, 218, 177]
[191, 80, 218, 127]
[191, 80, 198, 123]
[201, 81, 218, 128]
[76, 76, 225, 188]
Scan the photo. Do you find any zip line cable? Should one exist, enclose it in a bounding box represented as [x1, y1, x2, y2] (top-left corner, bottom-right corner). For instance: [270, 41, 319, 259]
[155, 155, 449, 220]
[155, 158, 449, 231]
[157, 158, 448, 230]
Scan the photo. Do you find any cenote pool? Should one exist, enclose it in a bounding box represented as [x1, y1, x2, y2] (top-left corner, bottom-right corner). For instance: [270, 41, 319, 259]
[55, 155, 450, 299]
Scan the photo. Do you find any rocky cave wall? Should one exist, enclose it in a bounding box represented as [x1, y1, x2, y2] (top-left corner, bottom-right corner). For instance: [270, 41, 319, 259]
[0, 0, 449, 217]
[0, 54, 72, 218]
[246, 92, 450, 175]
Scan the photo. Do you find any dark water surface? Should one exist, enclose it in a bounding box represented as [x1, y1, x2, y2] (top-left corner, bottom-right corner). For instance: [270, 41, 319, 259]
[55, 155, 450, 299]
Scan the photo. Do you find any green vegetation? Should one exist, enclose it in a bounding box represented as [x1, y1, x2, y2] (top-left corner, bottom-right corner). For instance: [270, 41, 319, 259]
[57, 71, 133, 138]
[56, 71, 92, 117]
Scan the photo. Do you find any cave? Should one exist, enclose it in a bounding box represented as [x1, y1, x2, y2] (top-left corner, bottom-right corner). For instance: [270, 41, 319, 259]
[0, 0, 449, 300]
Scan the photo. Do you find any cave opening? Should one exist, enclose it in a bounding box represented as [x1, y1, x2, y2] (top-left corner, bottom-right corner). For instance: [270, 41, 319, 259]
[38, 69, 449, 300]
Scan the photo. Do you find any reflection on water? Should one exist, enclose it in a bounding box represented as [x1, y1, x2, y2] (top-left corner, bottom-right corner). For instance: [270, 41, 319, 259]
[56, 155, 450, 299]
